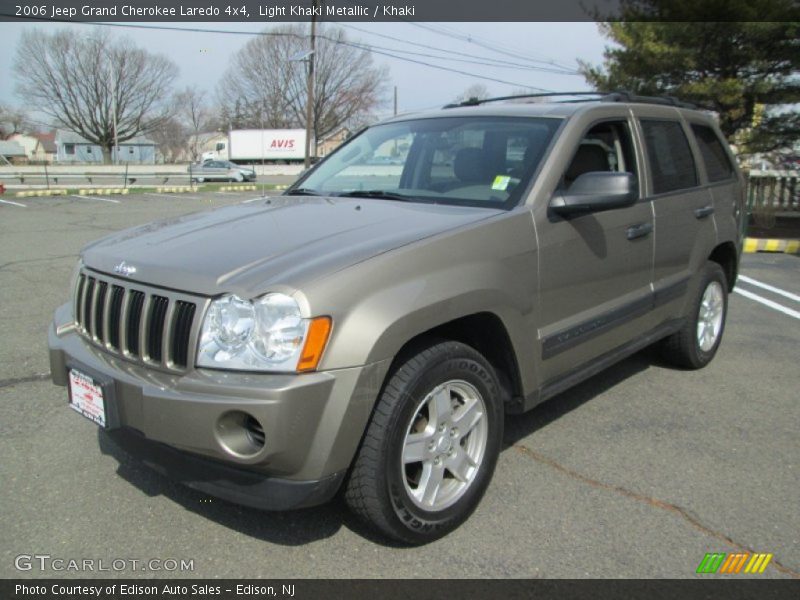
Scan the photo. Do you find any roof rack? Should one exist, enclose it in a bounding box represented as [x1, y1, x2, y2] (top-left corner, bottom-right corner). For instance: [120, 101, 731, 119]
[443, 91, 602, 108]
[600, 91, 697, 109]
[443, 90, 698, 110]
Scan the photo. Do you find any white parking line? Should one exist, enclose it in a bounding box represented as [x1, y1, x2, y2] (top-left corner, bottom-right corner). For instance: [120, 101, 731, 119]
[144, 193, 200, 200]
[0, 198, 27, 207]
[734, 288, 800, 320]
[73, 194, 121, 204]
[738, 275, 800, 304]
[72, 194, 120, 204]
[242, 197, 267, 204]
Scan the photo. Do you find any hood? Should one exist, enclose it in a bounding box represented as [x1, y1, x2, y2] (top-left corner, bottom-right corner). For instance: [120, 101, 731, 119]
[81, 196, 501, 297]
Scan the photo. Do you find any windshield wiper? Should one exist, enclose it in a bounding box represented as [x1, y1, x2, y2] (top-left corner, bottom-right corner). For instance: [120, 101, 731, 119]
[335, 190, 413, 201]
[285, 188, 321, 196]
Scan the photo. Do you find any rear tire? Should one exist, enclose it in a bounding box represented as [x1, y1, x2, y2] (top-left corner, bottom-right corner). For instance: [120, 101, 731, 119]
[344, 341, 504, 544]
[661, 261, 728, 369]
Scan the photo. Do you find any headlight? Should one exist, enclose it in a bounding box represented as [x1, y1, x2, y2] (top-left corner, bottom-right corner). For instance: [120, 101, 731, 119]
[197, 293, 331, 372]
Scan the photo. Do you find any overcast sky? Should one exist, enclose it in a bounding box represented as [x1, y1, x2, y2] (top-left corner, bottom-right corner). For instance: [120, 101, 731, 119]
[0, 21, 609, 124]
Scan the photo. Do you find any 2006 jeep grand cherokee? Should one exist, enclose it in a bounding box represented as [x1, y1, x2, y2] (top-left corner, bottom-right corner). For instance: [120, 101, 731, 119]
[49, 94, 744, 544]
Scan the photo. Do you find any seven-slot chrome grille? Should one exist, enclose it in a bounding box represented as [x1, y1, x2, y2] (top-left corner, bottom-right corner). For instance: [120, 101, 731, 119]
[73, 269, 205, 372]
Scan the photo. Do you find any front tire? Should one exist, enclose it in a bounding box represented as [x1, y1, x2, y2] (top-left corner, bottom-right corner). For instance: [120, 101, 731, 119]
[661, 261, 728, 369]
[344, 341, 504, 544]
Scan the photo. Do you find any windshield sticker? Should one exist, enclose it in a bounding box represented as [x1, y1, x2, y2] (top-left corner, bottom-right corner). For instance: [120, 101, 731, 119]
[491, 175, 512, 191]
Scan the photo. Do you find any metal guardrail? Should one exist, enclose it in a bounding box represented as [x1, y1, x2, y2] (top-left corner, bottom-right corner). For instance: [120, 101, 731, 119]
[747, 170, 799, 229]
[0, 165, 192, 187]
[3, 166, 797, 208]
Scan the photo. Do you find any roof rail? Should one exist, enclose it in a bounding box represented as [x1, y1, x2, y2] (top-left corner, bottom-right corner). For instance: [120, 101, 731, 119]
[600, 91, 697, 109]
[443, 91, 602, 108]
[442, 90, 698, 110]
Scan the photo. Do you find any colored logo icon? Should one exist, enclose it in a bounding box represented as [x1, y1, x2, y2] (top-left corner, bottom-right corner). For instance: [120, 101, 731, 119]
[696, 552, 773, 574]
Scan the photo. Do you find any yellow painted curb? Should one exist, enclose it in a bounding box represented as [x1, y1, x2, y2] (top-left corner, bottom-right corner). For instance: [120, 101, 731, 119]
[218, 185, 258, 192]
[155, 186, 198, 193]
[76, 188, 127, 195]
[15, 189, 69, 198]
[744, 238, 800, 254]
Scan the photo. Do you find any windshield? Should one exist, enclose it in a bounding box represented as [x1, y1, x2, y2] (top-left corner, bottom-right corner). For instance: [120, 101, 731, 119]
[290, 116, 561, 209]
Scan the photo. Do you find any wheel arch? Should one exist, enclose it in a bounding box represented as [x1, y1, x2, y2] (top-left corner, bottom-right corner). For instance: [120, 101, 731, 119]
[709, 241, 738, 291]
[383, 311, 524, 411]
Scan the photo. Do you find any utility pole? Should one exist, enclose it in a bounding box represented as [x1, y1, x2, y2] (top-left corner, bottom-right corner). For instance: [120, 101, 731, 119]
[304, 1, 317, 169]
[108, 56, 119, 165]
[392, 87, 398, 157]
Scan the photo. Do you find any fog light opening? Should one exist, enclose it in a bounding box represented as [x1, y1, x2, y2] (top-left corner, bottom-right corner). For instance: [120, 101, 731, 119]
[215, 410, 266, 458]
[244, 414, 265, 448]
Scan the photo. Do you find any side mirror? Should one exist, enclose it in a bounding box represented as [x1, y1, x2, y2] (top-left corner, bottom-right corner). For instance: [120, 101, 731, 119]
[550, 172, 638, 216]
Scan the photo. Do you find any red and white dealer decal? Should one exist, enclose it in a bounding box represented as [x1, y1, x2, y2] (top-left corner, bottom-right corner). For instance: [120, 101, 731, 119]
[68, 369, 106, 427]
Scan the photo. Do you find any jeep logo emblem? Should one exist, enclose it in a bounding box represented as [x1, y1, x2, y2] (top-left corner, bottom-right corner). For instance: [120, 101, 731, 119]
[113, 261, 137, 277]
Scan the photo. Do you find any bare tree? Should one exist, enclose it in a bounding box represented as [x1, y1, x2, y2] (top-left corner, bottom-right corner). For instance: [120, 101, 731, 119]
[453, 84, 492, 104]
[175, 87, 215, 162]
[15, 29, 178, 164]
[217, 24, 386, 144]
[0, 103, 30, 139]
[148, 116, 186, 164]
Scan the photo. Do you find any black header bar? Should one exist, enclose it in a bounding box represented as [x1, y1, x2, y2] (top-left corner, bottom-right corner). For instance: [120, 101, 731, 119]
[2, 0, 799, 22]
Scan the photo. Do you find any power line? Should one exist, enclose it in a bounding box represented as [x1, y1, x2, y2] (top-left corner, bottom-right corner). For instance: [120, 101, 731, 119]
[2, 16, 553, 91]
[337, 22, 579, 75]
[406, 21, 575, 70]
[342, 37, 573, 74]
[332, 37, 551, 90]
[404, 22, 578, 73]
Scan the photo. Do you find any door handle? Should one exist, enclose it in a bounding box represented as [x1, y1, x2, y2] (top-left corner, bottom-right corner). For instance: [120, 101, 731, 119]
[694, 205, 715, 219]
[626, 222, 653, 240]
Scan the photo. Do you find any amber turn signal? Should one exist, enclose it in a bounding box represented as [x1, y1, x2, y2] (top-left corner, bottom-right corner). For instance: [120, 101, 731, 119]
[296, 317, 332, 372]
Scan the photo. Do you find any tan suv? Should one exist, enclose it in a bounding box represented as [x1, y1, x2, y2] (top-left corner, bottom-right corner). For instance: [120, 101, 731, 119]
[49, 93, 744, 544]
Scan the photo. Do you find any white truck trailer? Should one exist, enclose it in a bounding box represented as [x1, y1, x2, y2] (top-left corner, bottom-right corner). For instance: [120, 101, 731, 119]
[203, 129, 307, 163]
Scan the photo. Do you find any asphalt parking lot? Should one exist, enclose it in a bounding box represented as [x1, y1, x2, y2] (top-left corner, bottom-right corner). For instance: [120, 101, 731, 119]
[1, 192, 798, 579]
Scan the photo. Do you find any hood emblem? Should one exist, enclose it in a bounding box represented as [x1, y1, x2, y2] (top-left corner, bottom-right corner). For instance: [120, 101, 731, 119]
[113, 261, 137, 277]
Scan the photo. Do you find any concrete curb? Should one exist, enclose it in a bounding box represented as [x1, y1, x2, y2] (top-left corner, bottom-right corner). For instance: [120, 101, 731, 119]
[216, 184, 289, 192]
[155, 186, 198, 193]
[77, 188, 131, 196]
[218, 185, 257, 192]
[744, 238, 800, 254]
[15, 189, 70, 197]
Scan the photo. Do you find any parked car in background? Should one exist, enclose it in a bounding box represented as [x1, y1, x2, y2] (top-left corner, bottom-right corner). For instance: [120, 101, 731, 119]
[189, 160, 256, 183]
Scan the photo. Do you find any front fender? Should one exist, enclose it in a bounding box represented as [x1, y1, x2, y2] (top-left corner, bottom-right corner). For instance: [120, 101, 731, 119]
[301, 209, 540, 394]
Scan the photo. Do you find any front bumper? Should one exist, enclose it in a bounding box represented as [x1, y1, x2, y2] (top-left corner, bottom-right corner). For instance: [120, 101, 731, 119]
[103, 427, 344, 510]
[49, 303, 390, 509]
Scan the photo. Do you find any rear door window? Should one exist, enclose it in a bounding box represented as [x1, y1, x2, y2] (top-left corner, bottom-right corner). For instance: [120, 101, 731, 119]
[640, 120, 698, 194]
[691, 124, 735, 183]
